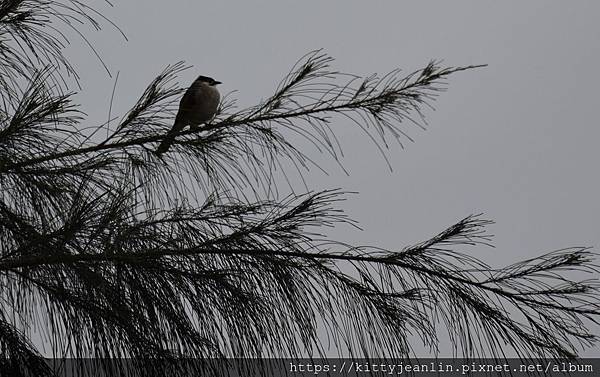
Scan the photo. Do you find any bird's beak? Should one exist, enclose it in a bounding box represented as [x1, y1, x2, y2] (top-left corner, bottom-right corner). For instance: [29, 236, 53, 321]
[214, 81, 222, 85]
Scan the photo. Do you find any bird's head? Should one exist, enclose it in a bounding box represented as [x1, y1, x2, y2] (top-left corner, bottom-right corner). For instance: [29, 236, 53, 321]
[196, 75, 222, 86]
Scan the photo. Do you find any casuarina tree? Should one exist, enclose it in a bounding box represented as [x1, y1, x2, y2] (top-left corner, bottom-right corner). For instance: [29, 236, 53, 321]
[0, 1, 598, 376]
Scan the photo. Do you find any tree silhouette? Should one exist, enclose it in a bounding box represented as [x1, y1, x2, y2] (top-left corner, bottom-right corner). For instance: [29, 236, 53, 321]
[0, 1, 598, 376]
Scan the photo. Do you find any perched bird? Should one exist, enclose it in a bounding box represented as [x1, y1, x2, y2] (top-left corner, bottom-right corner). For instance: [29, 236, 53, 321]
[155, 75, 221, 155]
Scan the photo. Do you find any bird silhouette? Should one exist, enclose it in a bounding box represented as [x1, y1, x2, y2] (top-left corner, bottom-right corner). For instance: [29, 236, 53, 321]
[155, 75, 221, 155]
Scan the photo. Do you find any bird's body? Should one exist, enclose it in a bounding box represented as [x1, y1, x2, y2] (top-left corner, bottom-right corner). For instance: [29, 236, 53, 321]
[155, 75, 221, 155]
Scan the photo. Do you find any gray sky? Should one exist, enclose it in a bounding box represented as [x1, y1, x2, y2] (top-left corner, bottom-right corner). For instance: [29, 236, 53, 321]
[69, 1, 600, 357]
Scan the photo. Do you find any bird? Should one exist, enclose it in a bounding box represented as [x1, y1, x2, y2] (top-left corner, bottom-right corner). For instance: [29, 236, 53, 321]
[155, 75, 221, 155]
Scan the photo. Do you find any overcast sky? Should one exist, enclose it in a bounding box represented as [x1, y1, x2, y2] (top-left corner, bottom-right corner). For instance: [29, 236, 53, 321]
[68, 1, 600, 357]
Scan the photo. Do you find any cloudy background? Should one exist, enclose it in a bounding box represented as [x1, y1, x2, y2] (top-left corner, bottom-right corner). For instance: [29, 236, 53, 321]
[68, 1, 599, 357]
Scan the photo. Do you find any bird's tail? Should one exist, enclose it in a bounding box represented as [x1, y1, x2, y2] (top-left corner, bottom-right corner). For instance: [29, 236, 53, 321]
[155, 119, 185, 156]
[154, 132, 176, 156]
